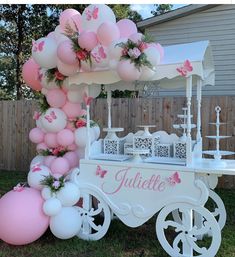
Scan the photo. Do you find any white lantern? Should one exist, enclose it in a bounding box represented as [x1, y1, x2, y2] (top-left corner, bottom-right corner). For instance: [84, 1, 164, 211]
[27, 165, 51, 190]
[50, 207, 82, 239]
[43, 198, 62, 216]
[41, 108, 67, 133]
[56, 182, 80, 207]
[32, 37, 57, 69]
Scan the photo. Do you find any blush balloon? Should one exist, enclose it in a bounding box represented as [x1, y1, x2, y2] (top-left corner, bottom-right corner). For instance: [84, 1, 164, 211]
[50, 157, 70, 175]
[129, 32, 143, 43]
[57, 59, 79, 77]
[63, 151, 79, 168]
[44, 133, 59, 148]
[46, 88, 67, 108]
[59, 9, 82, 32]
[78, 31, 98, 51]
[29, 128, 44, 144]
[56, 129, 75, 147]
[36, 142, 48, 152]
[0, 188, 49, 245]
[117, 19, 137, 38]
[44, 156, 57, 168]
[117, 60, 141, 81]
[97, 22, 120, 46]
[62, 102, 82, 118]
[57, 40, 78, 65]
[22, 58, 42, 91]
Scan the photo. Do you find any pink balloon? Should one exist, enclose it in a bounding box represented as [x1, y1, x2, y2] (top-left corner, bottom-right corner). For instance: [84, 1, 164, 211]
[36, 142, 48, 151]
[50, 157, 70, 175]
[129, 33, 143, 43]
[67, 143, 77, 151]
[22, 58, 42, 91]
[57, 59, 79, 77]
[44, 133, 59, 148]
[117, 19, 137, 38]
[59, 9, 82, 32]
[66, 122, 76, 132]
[64, 151, 79, 168]
[53, 173, 63, 179]
[97, 22, 120, 46]
[62, 101, 82, 118]
[57, 129, 74, 147]
[78, 31, 98, 51]
[117, 60, 141, 81]
[154, 43, 164, 61]
[0, 188, 49, 245]
[44, 155, 57, 168]
[57, 40, 78, 65]
[46, 88, 67, 108]
[29, 128, 44, 144]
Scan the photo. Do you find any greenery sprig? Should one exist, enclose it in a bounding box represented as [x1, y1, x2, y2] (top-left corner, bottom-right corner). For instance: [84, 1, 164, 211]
[36, 92, 50, 113]
[46, 68, 68, 87]
[40, 174, 66, 193]
[38, 146, 68, 157]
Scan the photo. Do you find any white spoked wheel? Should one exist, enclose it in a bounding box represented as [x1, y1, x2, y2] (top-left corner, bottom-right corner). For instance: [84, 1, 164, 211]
[156, 203, 221, 257]
[208, 189, 226, 230]
[77, 189, 111, 241]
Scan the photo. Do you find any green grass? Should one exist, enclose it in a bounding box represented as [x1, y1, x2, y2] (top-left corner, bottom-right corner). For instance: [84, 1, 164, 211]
[0, 170, 235, 257]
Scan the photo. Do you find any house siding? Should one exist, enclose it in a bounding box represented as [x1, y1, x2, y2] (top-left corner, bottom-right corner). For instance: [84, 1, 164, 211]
[143, 5, 235, 96]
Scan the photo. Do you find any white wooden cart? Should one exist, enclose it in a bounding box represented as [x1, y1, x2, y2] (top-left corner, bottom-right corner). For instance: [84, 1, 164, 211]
[69, 41, 234, 257]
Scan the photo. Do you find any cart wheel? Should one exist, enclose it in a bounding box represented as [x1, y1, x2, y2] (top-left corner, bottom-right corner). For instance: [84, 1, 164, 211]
[208, 189, 226, 230]
[156, 203, 221, 257]
[77, 189, 111, 241]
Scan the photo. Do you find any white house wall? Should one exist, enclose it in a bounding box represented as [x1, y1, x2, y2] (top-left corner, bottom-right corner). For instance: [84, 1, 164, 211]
[143, 5, 235, 96]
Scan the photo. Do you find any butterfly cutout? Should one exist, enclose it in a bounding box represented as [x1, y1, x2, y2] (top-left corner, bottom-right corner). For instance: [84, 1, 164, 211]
[96, 165, 108, 178]
[83, 92, 93, 106]
[167, 172, 181, 186]
[85, 6, 99, 21]
[32, 40, 45, 52]
[32, 163, 42, 172]
[37, 70, 43, 82]
[176, 60, 193, 77]
[91, 46, 107, 63]
[33, 111, 41, 120]
[13, 183, 25, 192]
[45, 111, 57, 123]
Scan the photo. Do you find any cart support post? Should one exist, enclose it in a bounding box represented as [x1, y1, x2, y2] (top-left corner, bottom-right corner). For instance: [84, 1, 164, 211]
[196, 79, 202, 142]
[85, 104, 90, 160]
[107, 86, 112, 129]
[186, 76, 192, 166]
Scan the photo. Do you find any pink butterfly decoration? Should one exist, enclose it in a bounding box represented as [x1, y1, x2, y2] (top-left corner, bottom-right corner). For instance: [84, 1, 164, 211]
[167, 172, 181, 186]
[33, 111, 41, 120]
[13, 183, 24, 192]
[45, 111, 57, 123]
[91, 46, 107, 63]
[176, 60, 193, 77]
[32, 163, 42, 172]
[96, 165, 108, 178]
[32, 40, 45, 52]
[83, 92, 93, 106]
[85, 6, 99, 21]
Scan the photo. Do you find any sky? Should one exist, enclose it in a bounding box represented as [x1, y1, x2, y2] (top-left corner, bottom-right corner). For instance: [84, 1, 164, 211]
[130, 4, 187, 19]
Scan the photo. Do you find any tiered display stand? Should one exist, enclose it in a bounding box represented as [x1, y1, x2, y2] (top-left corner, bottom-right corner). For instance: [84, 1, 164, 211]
[68, 41, 234, 257]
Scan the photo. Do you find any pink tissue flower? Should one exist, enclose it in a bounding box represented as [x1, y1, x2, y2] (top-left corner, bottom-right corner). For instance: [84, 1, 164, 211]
[138, 42, 148, 52]
[54, 71, 65, 81]
[128, 47, 141, 59]
[76, 119, 86, 128]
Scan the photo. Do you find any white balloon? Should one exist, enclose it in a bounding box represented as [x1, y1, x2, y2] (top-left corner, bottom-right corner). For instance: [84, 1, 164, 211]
[67, 88, 85, 103]
[81, 4, 116, 33]
[41, 108, 67, 133]
[109, 59, 118, 70]
[27, 165, 51, 190]
[108, 38, 127, 60]
[139, 66, 155, 81]
[30, 155, 45, 169]
[50, 207, 82, 239]
[74, 127, 95, 148]
[143, 47, 161, 68]
[76, 147, 85, 159]
[43, 198, 62, 216]
[36, 116, 47, 133]
[83, 84, 101, 98]
[41, 187, 53, 200]
[56, 182, 80, 207]
[32, 37, 57, 69]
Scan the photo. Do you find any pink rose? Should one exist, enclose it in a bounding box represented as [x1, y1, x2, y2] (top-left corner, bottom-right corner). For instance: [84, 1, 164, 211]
[76, 50, 88, 61]
[54, 71, 65, 81]
[138, 42, 148, 52]
[128, 47, 141, 59]
[76, 119, 86, 128]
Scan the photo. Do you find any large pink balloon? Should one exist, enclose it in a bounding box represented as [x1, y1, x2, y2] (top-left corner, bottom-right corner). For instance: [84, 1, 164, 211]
[44, 133, 59, 148]
[57, 40, 78, 65]
[29, 128, 44, 144]
[57, 59, 79, 77]
[44, 155, 57, 168]
[117, 19, 137, 38]
[64, 151, 79, 168]
[46, 88, 67, 108]
[78, 31, 98, 51]
[97, 22, 120, 46]
[117, 60, 141, 81]
[0, 188, 49, 245]
[50, 157, 70, 175]
[57, 129, 75, 147]
[62, 101, 82, 118]
[59, 9, 82, 32]
[22, 58, 42, 91]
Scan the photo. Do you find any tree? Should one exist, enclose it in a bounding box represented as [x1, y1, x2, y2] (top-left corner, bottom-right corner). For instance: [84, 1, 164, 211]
[151, 4, 173, 16]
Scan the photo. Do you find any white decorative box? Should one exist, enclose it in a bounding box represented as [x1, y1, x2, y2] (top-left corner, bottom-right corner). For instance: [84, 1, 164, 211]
[134, 135, 160, 157]
[173, 141, 186, 159]
[104, 139, 125, 155]
[124, 143, 133, 155]
[155, 143, 172, 158]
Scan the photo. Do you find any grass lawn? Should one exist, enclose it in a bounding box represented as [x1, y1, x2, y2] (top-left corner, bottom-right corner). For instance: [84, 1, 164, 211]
[0, 170, 235, 257]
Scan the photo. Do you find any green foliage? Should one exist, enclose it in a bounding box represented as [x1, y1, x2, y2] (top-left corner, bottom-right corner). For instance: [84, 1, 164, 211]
[40, 174, 66, 193]
[45, 68, 68, 87]
[37, 92, 50, 113]
[151, 4, 173, 16]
